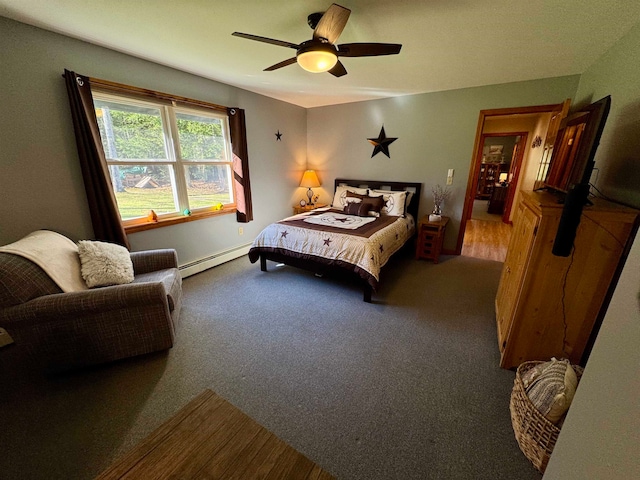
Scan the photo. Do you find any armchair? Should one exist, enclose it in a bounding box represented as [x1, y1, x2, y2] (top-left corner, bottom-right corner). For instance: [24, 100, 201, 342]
[0, 247, 181, 372]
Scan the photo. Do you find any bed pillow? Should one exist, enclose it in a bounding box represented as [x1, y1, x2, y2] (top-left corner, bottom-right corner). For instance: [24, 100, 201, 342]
[369, 190, 409, 217]
[344, 202, 371, 217]
[345, 191, 366, 203]
[77, 240, 134, 288]
[524, 358, 578, 424]
[405, 191, 414, 214]
[332, 185, 368, 210]
[347, 192, 384, 217]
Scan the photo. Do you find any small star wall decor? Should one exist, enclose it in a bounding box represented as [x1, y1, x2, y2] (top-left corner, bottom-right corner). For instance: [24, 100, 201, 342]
[367, 126, 397, 158]
[275, 130, 283, 141]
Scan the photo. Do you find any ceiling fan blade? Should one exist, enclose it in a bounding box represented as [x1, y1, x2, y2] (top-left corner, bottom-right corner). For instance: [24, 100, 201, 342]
[264, 57, 298, 71]
[232, 32, 299, 50]
[313, 3, 351, 44]
[337, 43, 402, 57]
[328, 60, 347, 77]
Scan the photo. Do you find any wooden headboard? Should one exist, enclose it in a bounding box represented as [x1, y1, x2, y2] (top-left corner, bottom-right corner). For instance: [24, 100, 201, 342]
[334, 178, 422, 220]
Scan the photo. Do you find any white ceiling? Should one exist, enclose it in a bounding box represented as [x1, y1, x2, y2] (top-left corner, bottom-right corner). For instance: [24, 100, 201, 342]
[2, 1, 640, 108]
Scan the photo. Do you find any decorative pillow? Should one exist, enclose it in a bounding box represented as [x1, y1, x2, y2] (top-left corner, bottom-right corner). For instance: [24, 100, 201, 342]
[332, 185, 368, 210]
[77, 240, 134, 288]
[369, 190, 409, 216]
[363, 195, 384, 216]
[524, 358, 578, 424]
[344, 201, 371, 217]
[346, 192, 384, 217]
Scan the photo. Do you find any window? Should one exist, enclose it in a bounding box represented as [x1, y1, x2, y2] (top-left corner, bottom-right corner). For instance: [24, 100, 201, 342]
[92, 91, 235, 228]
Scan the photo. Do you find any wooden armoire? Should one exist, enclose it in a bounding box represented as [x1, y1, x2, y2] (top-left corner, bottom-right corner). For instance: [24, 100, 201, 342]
[495, 190, 638, 369]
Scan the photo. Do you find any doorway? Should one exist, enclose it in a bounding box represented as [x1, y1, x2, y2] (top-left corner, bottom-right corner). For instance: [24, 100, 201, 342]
[462, 133, 526, 261]
[457, 101, 571, 261]
[474, 133, 527, 222]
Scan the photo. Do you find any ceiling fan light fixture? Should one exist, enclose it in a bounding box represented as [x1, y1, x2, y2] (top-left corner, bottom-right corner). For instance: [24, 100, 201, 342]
[297, 44, 338, 73]
[297, 50, 338, 73]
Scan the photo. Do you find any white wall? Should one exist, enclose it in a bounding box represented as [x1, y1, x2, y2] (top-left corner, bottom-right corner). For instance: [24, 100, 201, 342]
[543, 19, 640, 479]
[0, 16, 307, 266]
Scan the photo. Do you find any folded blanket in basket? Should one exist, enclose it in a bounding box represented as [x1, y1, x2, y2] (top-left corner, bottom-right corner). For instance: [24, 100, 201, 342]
[522, 358, 578, 424]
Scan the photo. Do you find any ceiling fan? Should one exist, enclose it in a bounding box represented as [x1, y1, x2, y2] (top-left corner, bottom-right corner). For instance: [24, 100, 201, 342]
[232, 3, 402, 77]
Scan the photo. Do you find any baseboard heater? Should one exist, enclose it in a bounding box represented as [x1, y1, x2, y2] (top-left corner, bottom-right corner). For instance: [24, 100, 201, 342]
[178, 243, 252, 278]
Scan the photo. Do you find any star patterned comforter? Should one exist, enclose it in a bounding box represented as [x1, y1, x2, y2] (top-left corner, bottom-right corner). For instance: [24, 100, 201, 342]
[248, 208, 415, 290]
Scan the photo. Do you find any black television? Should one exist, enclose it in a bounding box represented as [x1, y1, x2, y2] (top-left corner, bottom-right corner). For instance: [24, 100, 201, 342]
[546, 96, 611, 256]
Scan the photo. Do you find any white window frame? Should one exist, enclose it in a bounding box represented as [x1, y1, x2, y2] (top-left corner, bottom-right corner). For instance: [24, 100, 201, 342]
[92, 90, 236, 229]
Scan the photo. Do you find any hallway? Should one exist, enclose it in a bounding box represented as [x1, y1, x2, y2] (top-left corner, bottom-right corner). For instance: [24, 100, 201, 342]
[461, 200, 512, 262]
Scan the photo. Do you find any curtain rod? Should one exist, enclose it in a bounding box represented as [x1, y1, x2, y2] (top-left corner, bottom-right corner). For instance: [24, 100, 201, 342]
[63, 71, 229, 113]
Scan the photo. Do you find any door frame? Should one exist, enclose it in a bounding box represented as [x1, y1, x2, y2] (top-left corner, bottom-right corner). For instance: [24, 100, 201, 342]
[455, 103, 566, 255]
[501, 133, 528, 222]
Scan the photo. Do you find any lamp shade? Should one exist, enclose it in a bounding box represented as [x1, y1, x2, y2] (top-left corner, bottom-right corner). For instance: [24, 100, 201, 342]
[300, 170, 321, 188]
[499, 173, 508, 183]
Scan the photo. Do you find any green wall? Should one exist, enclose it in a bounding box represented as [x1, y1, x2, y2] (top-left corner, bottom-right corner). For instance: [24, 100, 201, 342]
[2, 11, 640, 478]
[543, 19, 640, 480]
[572, 20, 640, 208]
[0, 16, 307, 265]
[306, 77, 580, 250]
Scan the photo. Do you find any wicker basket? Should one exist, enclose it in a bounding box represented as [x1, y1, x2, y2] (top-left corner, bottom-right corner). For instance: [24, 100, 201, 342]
[509, 360, 584, 473]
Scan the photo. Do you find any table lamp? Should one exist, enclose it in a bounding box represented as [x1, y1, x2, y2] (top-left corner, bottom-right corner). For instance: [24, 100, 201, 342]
[300, 170, 321, 205]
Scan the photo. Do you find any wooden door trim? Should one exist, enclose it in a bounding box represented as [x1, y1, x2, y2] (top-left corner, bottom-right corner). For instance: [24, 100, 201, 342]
[502, 133, 529, 223]
[455, 103, 566, 255]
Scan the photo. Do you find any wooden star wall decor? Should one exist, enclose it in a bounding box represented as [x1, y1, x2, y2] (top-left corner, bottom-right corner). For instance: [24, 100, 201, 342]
[367, 126, 397, 158]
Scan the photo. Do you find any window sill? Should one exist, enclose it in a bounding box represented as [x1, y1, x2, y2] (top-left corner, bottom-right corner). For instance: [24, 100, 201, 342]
[124, 206, 236, 234]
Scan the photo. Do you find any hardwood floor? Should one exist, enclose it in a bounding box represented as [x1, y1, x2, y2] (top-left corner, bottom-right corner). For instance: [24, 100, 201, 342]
[461, 218, 512, 262]
[96, 389, 335, 480]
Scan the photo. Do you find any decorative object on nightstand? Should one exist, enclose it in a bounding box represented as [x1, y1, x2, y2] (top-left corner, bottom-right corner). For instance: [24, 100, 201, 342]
[431, 184, 451, 219]
[415, 215, 449, 263]
[300, 169, 321, 205]
[293, 203, 328, 215]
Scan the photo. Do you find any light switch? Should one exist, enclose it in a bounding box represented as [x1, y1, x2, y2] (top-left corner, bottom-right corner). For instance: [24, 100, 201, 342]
[446, 168, 454, 185]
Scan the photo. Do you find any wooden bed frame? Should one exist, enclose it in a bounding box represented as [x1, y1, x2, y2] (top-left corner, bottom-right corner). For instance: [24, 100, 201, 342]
[255, 178, 422, 302]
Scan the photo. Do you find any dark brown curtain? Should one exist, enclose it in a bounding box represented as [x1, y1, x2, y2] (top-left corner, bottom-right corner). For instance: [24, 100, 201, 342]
[64, 69, 130, 248]
[228, 107, 253, 223]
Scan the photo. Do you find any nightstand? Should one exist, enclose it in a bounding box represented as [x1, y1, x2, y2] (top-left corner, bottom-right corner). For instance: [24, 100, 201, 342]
[415, 215, 449, 263]
[293, 204, 328, 215]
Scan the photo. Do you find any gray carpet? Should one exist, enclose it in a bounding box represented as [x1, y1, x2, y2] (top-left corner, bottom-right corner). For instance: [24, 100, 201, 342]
[0, 250, 541, 480]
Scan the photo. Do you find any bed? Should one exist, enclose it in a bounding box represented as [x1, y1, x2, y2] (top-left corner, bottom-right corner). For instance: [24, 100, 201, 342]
[248, 178, 422, 302]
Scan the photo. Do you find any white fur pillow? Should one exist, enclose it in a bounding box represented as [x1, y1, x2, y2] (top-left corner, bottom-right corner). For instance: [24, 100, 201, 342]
[77, 240, 134, 288]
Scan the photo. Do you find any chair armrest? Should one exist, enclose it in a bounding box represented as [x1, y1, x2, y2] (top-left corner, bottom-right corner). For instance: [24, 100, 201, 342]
[130, 249, 178, 274]
[0, 282, 168, 329]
